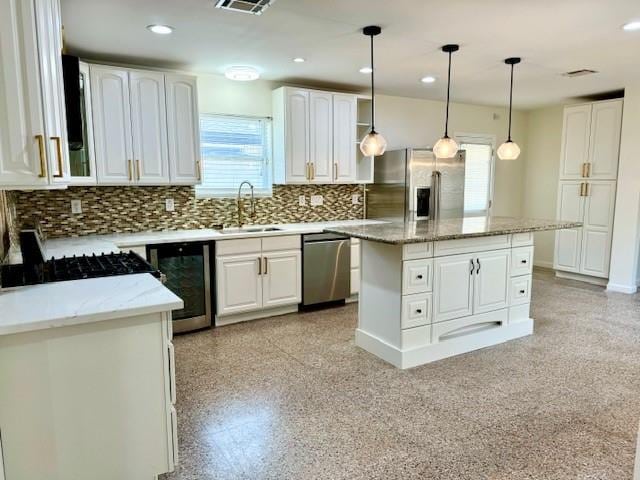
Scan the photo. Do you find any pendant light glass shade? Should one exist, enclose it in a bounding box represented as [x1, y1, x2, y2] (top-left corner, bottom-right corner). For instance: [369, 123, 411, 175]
[360, 26, 386, 157]
[498, 57, 522, 161]
[434, 44, 459, 158]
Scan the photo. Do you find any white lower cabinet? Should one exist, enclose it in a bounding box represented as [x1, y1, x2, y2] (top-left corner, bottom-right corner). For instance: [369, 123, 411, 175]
[216, 236, 301, 322]
[473, 249, 510, 315]
[433, 253, 475, 322]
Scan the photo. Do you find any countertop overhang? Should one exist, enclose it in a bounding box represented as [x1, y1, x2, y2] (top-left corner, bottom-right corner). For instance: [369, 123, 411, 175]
[323, 216, 583, 245]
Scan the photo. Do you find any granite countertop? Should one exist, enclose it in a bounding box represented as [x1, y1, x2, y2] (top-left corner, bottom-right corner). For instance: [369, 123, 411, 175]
[324, 216, 583, 245]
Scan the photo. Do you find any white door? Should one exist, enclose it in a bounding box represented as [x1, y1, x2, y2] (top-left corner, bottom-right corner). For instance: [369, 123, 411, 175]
[554, 181, 585, 273]
[580, 181, 616, 278]
[91, 66, 133, 184]
[559, 104, 591, 180]
[473, 249, 510, 314]
[216, 254, 262, 316]
[309, 91, 333, 183]
[587, 100, 622, 180]
[35, 0, 69, 185]
[0, 0, 50, 187]
[284, 88, 310, 183]
[433, 253, 475, 322]
[129, 70, 169, 185]
[262, 250, 301, 308]
[166, 74, 201, 184]
[333, 94, 357, 183]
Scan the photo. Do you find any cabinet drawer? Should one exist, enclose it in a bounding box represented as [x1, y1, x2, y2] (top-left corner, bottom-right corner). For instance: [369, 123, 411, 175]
[401, 325, 431, 350]
[402, 242, 433, 260]
[216, 238, 261, 256]
[434, 235, 510, 257]
[511, 246, 534, 277]
[350, 242, 360, 269]
[262, 235, 300, 252]
[401, 293, 432, 329]
[510, 276, 532, 306]
[402, 259, 433, 295]
[512, 232, 534, 247]
[432, 309, 508, 343]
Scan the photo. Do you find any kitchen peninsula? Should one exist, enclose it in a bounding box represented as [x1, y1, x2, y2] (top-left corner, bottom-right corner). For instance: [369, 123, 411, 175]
[326, 216, 582, 369]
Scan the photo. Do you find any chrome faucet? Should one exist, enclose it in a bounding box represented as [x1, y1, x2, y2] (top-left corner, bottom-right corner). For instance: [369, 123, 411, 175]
[236, 181, 256, 228]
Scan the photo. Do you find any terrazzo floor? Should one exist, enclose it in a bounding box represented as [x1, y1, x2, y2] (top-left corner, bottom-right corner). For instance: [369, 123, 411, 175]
[162, 269, 640, 480]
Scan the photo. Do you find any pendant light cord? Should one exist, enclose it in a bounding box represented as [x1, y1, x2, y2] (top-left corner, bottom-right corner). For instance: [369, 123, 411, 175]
[507, 63, 514, 142]
[370, 34, 375, 132]
[444, 50, 452, 138]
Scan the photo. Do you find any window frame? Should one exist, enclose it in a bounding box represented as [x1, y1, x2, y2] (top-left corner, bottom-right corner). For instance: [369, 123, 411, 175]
[455, 132, 496, 217]
[195, 113, 273, 199]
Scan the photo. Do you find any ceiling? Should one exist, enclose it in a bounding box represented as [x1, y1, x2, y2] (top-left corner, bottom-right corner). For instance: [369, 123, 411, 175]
[61, 0, 640, 109]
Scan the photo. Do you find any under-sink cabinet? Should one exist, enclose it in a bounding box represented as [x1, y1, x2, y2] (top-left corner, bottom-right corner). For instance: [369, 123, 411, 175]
[215, 236, 302, 324]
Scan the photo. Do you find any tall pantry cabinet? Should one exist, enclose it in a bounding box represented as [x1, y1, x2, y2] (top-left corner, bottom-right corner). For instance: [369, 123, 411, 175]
[554, 99, 622, 280]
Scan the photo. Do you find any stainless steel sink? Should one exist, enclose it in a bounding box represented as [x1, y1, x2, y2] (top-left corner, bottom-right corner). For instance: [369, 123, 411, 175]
[219, 227, 283, 234]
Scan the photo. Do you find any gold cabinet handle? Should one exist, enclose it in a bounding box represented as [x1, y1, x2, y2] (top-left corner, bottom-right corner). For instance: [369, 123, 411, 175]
[310, 162, 315, 181]
[585, 182, 590, 197]
[196, 160, 202, 181]
[35, 135, 47, 178]
[587, 162, 591, 178]
[334, 162, 338, 181]
[579, 182, 586, 197]
[136, 159, 141, 181]
[263, 257, 268, 275]
[257, 257, 262, 275]
[128, 160, 133, 181]
[50, 136, 64, 178]
[581, 163, 587, 178]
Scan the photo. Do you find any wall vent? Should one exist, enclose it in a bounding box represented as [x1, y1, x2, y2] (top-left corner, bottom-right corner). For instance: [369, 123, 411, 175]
[563, 69, 598, 78]
[214, 0, 276, 15]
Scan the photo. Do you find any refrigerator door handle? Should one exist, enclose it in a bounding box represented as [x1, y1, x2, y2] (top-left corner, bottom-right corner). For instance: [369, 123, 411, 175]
[431, 171, 441, 220]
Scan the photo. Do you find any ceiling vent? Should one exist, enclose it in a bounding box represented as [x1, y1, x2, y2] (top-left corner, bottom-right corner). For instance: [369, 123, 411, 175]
[563, 69, 598, 78]
[214, 0, 276, 15]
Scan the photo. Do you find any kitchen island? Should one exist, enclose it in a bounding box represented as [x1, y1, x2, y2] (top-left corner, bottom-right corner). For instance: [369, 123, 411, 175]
[325, 216, 581, 369]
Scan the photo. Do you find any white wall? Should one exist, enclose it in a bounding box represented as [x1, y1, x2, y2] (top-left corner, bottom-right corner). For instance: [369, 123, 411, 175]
[521, 105, 564, 267]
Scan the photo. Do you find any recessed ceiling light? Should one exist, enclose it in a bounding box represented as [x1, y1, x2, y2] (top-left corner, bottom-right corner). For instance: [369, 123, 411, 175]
[293, 57, 306, 63]
[359, 66, 373, 74]
[623, 21, 640, 31]
[421, 76, 436, 84]
[224, 66, 260, 81]
[147, 24, 173, 35]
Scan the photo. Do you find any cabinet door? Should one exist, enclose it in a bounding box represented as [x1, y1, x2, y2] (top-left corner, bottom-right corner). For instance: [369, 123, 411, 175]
[285, 88, 310, 183]
[473, 249, 510, 314]
[433, 253, 475, 322]
[309, 91, 333, 183]
[216, 254, 262, 316]
[554, 181, 585, 273]
[588, 100, 622, 180]
[0, 0, 50, 187]
[91, 65, 133, 184]
[166, 74, 201, 184]
[333, 94, 357, 183]
[129, 70, 169, 184]
[262, 250, 301, 308]
[559, 104, 591, 180]
[580, 181, 616, 278]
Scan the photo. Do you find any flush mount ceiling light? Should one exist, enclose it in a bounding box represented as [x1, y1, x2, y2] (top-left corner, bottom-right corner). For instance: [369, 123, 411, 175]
[147, 24, 173, 35]
[224, 66, 260, 81]
[421, 76, 436, 84]
[359, 26, 387, 157]
[623, 20, 640, 31]
[497, 57, 522, 161]
[433, 44, 460, 159]
[359, 66, 373, 74]
[293, 57, 306, 63]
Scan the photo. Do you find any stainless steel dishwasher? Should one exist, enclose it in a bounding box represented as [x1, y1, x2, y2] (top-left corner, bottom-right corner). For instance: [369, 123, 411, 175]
[302, 233, 351, 306]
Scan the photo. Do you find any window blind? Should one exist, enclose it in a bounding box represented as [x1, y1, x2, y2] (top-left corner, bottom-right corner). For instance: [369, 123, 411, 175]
[460, 142, 493, 215]
[196, 114, 272, 197]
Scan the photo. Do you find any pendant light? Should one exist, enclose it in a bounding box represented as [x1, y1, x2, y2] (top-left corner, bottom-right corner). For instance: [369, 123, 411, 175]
[497, 57, 522, 161]
[433, 44, 460, 159]
[360, 26, 387, 157]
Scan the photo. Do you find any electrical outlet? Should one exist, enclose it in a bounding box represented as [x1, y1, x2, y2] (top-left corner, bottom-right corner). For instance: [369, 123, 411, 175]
[310, 195, 323, 206]
[352, 194, 360, 205]
[298, 195, 306, 206]
[165, 198, 175, 212]
[71, 199, 82, 214]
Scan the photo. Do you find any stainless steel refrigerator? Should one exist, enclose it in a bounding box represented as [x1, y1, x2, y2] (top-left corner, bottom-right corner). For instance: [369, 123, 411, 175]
[365, 148, 466, 221]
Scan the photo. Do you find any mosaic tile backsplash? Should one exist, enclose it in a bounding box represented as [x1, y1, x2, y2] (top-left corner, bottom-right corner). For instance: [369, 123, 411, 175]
[11, 184, 365, 239]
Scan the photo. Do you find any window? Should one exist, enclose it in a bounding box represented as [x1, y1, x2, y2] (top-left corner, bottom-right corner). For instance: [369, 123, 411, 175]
[196, 114, 272, 197]
[457, 134, 495, 216]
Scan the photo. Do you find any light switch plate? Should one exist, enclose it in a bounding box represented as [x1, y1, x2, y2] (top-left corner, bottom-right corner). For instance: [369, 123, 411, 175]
[352, 194, 360, 205]
[298, 195, 306, 206]
[310, 195, 323, 206]
[165, 198, 175, 212]
[71, 199, 82, 214]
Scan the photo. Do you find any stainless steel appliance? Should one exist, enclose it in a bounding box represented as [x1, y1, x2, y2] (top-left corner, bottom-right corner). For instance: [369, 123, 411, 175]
[302, 233, 350, 306]
[366, 148, 466, 221]
[148, 242, 212, 333]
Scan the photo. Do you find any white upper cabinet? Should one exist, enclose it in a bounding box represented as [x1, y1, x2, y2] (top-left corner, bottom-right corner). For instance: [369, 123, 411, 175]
[333, 94, 357, 183]
[273, 88, 310, 183]
[91, 66, 134, 184]
[165, 74, 201, 185]
[587, 100, 622, 180]
[0, 0, 68, 189]
[559, 104, 591, 180]
[129, 70, 170, 184]
[309, 91, 333, 183]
